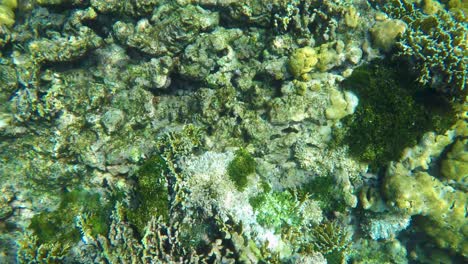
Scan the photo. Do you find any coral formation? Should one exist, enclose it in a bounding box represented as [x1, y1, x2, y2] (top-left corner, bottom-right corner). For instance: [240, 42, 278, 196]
[289, 46, 318, 80]
[113, 4, 219, 56]
[440, 138, 468, 182]
[382, 116, 468, 257]
[0, 0, 16, 27]
[310, 221, 352, 263]
[370, 18, 407, 51]
[350, 239, 408, 264]
[383, 164, 468, 256]
[383, 0, 468, 99]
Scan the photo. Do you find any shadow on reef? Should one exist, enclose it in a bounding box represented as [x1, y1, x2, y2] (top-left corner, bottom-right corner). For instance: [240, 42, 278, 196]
[332, 59, 456, 173]
[397, 216, 468, 264]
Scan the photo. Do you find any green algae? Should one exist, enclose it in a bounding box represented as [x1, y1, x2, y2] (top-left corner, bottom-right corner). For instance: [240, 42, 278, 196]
[29, 189, 112, 244]
[126, 154, 170, 234]
[337, 60, 455, 171]
[227, 149, 256, 191]
[298, 176, 347, 215]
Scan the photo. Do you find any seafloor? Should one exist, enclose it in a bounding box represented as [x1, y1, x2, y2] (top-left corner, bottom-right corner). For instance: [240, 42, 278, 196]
[0, 0, 467, 263]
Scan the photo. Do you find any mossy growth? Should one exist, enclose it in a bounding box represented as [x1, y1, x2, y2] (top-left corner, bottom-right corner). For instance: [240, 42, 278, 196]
[336, 60, 455, 171]
[126, 154, 170, 235]
[29, 189, 112, 244]
[227, 149, 256, 191]
[298, 176, 346, 215]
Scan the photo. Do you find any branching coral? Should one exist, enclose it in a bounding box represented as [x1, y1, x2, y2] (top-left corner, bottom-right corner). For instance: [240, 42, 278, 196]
[17, 233, 70, 264]
[311, 221, 352, 263]
[383, 0, 468, 99]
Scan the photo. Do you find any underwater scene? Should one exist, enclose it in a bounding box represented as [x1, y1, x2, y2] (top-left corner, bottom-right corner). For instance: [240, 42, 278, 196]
[0, 0, 467, 263]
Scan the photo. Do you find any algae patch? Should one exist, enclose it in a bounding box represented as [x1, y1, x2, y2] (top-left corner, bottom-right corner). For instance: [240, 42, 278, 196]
[336, 60, 456, 171]
[29, 189, 112, 244]
[126, 154, 170, 234]
[227, 149, 256, 191]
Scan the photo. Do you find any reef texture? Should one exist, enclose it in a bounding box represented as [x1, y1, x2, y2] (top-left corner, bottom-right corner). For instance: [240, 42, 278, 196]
[0, 0, 467, 263]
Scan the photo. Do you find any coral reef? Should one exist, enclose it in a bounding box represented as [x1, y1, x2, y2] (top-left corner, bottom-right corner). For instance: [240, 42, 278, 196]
[0, 0, 465, 262]
[440, 138, 468, 182]
[370, 18, 407, 51]
[289, 47, 318, 80]
[310, 221, 352, 263]
[350, 239, 408, 264]
[113, 4, 219, 56]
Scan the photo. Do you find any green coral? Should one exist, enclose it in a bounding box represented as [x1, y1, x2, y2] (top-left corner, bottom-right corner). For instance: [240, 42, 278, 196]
[0, 0, 16, 27]
[249, 191, 302, 231]
[445, 0, 468, 20]
[227, 148, 256, 191]
[337, 60, 455, 171]
[126, 155, 170, 234]
[29, 189, 112, 244]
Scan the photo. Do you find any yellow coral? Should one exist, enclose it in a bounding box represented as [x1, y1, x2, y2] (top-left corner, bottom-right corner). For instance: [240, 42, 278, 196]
[384, 163, 468, 256]
[441, 139, 468, 182]
[1, 0, 16, 9]
[0, 0, 16, 27]
[423, 0, 444, 15]
[448, 0, 468, 21]
[289, 47, 318, 80]
[325, 90, 358, 120]
[345, 6, 360, 28]
[370, 19, 407, 52]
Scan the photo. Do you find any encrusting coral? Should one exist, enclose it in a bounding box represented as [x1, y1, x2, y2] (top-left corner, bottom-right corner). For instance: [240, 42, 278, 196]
[440, 138, 468, 182]
[382, 116, 468, 257]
